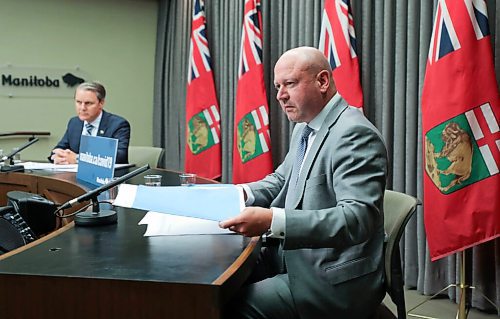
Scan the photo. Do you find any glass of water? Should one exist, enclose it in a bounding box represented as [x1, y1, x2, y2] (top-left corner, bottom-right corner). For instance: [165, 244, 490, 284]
[179, 173, 197, 186]
[12, 147, 21, 163]
[144, 174, 162, 186]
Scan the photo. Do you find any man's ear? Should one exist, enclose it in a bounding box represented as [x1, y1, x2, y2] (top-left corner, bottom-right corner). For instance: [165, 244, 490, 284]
[317, 70, 330, 93]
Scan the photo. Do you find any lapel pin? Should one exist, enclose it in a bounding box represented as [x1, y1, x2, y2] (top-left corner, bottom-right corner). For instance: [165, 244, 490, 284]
[99, 130, 104, 135]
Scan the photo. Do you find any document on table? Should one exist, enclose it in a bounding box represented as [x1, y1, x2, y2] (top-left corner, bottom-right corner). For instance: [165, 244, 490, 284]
[21, 162, 78, 172]
[113, 184, 243, 235]
[21, 162, 133, 173]
[138, 211, 232, 236]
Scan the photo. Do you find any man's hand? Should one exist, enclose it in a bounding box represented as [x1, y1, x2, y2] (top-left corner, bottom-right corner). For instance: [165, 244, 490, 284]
[219, 207, 273, 237]
[51, 148, 78, 164]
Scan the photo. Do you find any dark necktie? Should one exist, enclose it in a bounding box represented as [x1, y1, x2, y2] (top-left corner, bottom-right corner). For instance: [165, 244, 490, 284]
[285, 125, 313, 208]
[85, 123, 94, 136]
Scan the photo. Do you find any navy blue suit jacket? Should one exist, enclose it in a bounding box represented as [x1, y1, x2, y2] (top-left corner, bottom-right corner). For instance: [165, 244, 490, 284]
[51, 110, 131, 164]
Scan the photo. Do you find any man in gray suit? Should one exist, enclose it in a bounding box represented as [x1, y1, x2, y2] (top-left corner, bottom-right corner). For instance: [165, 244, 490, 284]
[220, 47, 388, 319]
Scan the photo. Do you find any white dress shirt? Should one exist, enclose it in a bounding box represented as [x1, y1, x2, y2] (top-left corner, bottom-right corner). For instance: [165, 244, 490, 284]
[81, 112, 103, 136]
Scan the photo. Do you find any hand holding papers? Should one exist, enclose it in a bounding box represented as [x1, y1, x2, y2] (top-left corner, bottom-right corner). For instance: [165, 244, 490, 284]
[113, 184, 244, 236]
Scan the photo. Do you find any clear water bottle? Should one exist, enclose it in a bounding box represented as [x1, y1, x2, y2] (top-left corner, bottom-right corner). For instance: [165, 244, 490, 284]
[12, 147, 21, 163]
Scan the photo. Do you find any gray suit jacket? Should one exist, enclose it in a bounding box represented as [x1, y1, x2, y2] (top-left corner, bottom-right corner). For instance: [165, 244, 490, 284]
[248, 97, 388, 319]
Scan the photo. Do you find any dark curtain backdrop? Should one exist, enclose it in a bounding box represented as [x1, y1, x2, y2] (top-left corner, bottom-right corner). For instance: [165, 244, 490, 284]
[153, 0, 500, 314]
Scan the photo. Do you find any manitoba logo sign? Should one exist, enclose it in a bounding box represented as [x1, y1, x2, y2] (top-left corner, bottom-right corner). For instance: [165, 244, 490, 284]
[425, 102, 499, 194]
[0, 65, 88, 97]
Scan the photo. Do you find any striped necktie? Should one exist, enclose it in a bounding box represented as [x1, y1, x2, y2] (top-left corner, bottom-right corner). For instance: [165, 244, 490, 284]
[285, 125, 313, 208]
[85, 123, 94, 136]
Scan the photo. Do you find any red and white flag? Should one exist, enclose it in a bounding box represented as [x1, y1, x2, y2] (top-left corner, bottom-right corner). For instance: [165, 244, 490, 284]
[233, 0, 273, 183]
[319, 0, 364, 109]
[422, 0, 500, 261]
[185, 0, 222, 179]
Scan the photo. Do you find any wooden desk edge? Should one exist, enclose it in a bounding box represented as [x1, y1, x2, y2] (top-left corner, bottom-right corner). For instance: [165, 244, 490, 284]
[212, 236, 259, 285]
[0, 222, 74, 261]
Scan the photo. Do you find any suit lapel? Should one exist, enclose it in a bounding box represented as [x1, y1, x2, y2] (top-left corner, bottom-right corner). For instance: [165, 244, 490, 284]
[288, 98, 349, 208]
[75, 120, 84, 151]
[97, 111, 109, 136]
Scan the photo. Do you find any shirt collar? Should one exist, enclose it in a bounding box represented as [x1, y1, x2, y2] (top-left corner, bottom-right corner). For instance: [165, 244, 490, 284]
[307, 93, 341, 132]
[84, 111, 103, 130]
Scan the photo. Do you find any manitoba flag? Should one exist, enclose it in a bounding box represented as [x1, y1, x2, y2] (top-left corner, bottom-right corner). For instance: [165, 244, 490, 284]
[422, 0, 500, 261]
[185, 0, 222, 179]
[233, 0, 273, 183]
[319, 0, 363, 109]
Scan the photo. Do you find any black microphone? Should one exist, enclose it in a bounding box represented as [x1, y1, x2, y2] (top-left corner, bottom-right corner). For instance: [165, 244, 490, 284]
[1, 138, 39, 163]
[59, 164, 150, 210]
[1, 138, 39, 172]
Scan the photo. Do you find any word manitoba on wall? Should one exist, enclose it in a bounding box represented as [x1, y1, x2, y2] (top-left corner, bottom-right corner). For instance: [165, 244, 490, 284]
[0, 64, 91, 98]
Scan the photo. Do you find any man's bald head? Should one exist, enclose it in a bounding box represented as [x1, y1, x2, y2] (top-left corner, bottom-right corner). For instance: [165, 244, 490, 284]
[273, 46, 337, 123]
[277, 46, 333, 75]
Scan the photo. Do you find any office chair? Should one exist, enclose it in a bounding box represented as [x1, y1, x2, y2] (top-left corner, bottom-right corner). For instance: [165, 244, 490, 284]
[128, 146, 164, 168]
[373, 190, 420, 319]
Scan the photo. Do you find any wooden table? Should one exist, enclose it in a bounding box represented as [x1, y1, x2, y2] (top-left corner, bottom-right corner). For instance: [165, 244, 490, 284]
[0, 169, 259, 319]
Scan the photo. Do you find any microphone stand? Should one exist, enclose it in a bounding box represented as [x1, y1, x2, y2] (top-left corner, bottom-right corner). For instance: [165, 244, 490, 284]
[0, 138, 39, 173]
[55, 164, 150, 227]
[74, 194, 118, 227]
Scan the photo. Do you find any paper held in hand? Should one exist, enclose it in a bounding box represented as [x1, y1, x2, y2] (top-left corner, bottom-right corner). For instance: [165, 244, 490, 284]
[113, 184, 244, 222]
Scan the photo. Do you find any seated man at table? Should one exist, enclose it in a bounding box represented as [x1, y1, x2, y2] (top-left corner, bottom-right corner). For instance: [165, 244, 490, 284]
[220, 47, 387, 319]
[49, 82, 131, 164]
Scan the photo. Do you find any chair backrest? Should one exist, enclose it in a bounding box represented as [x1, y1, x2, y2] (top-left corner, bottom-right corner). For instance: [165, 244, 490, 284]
[382, 190, 420, 319]
[128, 146, 164, 168]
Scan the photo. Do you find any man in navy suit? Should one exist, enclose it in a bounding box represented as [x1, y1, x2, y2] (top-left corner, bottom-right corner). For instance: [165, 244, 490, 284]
[50, 82, 131, 164]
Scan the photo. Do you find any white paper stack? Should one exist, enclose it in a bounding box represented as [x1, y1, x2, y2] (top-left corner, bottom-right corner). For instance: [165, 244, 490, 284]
[113, 184, 243, 236]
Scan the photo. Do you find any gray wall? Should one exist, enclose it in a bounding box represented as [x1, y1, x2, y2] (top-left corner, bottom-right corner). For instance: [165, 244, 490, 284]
[0, 0, 158, 160]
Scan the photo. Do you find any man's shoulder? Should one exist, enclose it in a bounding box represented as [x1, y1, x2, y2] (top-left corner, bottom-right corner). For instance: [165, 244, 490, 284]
[337, 107, 375, 129]
[68, 116, 83, 126]
[102, 110, 129, 125]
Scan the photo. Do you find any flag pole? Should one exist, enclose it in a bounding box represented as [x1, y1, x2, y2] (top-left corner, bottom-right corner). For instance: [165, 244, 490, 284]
[408, 249, 499, 319]
[406, 252, 465, 319]
[456, 250, 468, 319]
[455, 249, 499, 318]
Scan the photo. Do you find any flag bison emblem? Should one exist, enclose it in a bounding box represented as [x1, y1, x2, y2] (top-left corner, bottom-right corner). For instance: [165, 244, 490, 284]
[236, 109, 271, 164]
[186, 109, 220, 155]
[187, 114, 210, 154]
[425, 122, 473, 192]
[424, 103, 499, 194]
[62, 73, 85, 87]
[237, 117, 257, 163]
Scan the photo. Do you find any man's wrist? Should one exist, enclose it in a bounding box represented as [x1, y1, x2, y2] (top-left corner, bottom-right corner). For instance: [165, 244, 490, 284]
[269, 207, 285, 238]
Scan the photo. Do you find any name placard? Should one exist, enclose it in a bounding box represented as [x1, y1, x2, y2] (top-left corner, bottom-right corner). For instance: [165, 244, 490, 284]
[77, 135, 118, 186]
